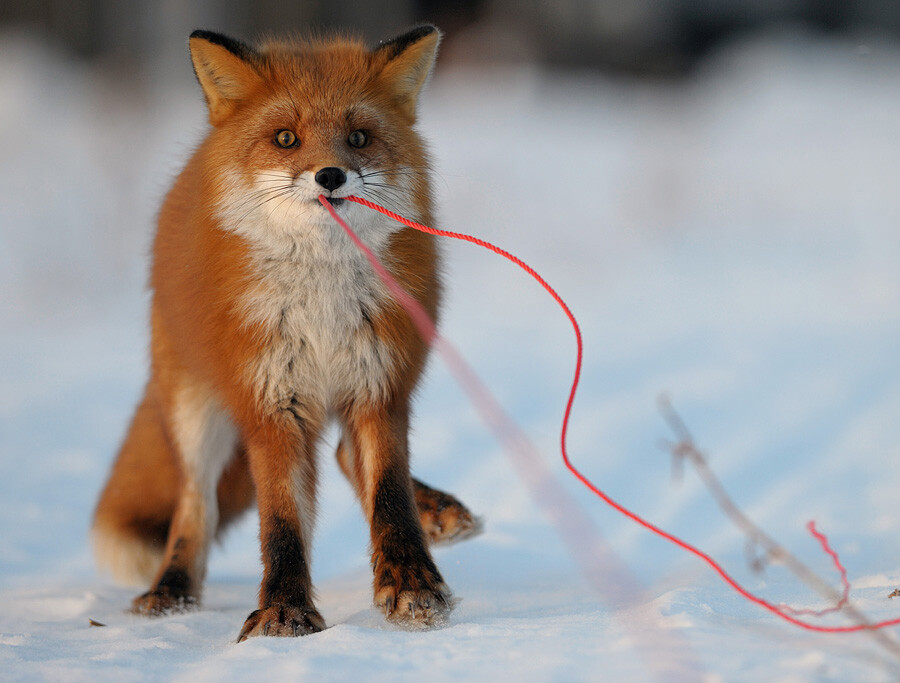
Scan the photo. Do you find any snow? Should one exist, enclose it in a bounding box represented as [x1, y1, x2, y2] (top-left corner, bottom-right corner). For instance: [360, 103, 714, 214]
[3, 27, 900, 680]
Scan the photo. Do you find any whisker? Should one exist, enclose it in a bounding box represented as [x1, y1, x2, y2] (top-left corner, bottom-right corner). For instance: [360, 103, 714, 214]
[359, 166, 454, 195]
[229, 186, 295, 217]
[268, 188, 302, 216]
[232, 187, 298, 224]
[360, 187, 410, 216]
[359, 168, 427, 180]
[255, 173, 296, 181]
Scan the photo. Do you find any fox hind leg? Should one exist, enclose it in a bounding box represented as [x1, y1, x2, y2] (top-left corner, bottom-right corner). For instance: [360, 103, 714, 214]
[131, 383, 240, 615]
[412, 478, 482, 545]
[336, 438, 481, 546]
[93, 382, 255, 611]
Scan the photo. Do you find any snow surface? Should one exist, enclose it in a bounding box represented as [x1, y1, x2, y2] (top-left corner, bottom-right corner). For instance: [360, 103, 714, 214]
[3, 28, 900, 680]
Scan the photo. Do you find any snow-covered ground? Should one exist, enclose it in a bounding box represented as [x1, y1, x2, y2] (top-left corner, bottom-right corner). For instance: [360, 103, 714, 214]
[3, 27, 900, 680]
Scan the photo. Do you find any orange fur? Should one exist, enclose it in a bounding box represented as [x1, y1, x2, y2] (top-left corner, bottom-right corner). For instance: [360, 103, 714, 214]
[93, 26, 477, 639]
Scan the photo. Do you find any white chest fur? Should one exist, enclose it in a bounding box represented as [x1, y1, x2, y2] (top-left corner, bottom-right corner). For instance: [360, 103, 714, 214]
[217, 175, 403, 413]
[240, 238, 395, 411]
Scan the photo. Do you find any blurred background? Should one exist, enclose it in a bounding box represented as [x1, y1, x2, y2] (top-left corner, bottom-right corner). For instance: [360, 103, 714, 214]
[4, 0, 900, 73]
[2, 2, 900, 676]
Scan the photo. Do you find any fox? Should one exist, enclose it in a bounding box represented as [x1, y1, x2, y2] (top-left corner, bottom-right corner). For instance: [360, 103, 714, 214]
[91, 25, 480, 641]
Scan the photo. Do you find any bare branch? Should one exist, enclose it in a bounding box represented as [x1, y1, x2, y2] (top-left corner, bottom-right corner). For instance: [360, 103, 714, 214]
[658, 395, 900, 660]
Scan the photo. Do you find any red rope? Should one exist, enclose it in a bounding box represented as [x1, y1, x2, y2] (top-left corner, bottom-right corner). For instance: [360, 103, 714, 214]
[321, 194, 900, 634]
[779, 521, 851, 618]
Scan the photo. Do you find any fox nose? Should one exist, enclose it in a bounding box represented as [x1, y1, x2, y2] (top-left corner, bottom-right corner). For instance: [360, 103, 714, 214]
[314, 167, 347, 192]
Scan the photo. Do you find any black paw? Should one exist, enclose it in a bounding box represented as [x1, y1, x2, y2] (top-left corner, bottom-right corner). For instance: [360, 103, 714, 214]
[414, 481, 483, 546]
[237, 604, 326, 642]
[131, 588, 198, 616]
[373, 554, 454, 628]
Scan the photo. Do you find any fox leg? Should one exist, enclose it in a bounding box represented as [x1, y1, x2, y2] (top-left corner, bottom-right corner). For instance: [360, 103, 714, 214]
[342, 400, 452, 626]
[93, 381, 254, 593]
[336, 439, 481, 545]
[131, 383, 239, 615]
[237, 412, 325, 641]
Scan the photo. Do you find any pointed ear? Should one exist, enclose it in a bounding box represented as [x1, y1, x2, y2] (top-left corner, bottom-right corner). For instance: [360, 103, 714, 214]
[375, 25, 442, 119]
[189, 30, 262, 125]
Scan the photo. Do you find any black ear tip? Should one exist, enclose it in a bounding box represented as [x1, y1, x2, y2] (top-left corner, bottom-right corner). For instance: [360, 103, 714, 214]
[403, 24, 441, 42]
[377, 24, 441, 58]
[190, 29, 225, 43]
[188, 29, 256, 61]
[411, 24, 439, 37]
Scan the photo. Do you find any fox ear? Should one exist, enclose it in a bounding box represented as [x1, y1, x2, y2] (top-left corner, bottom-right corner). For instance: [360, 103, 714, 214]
[375, 25, 442, 119]
[189, 30, 262, 125]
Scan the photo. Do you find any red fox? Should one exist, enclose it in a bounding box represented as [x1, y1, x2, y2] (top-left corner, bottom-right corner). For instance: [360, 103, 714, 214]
[92, 25, 479, 641]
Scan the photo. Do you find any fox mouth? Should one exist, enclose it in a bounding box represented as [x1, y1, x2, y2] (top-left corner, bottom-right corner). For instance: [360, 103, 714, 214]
[315, 196, 344, 207]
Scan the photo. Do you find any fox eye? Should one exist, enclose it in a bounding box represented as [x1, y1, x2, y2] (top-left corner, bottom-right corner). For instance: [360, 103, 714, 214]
[275, 130, 298, 148]
[347, 130, 368, 148]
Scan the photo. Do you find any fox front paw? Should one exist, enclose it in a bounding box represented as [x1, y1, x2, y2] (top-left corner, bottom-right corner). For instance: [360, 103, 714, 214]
[131, 588, 197, 616]
[373, 557, 453, 628]
[237, 604, 326, 642]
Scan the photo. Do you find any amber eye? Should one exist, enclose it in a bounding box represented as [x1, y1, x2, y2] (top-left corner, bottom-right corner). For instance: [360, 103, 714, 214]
[347, 130, 368, 148]
[275, 130, 298, 148]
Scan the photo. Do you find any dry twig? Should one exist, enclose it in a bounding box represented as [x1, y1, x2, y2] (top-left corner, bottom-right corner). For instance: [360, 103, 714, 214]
[658, 395, 900, 660]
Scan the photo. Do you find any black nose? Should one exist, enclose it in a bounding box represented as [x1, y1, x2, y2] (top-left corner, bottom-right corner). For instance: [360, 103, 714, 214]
[314, 167, 346, 192]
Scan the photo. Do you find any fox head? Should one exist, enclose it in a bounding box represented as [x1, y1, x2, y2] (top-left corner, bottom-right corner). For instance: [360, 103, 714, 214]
[187, 26, 441, 246]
